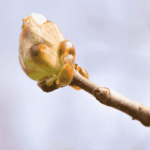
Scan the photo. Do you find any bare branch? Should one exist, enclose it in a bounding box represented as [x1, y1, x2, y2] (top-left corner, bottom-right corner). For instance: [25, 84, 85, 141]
[70, 71, 150, 127]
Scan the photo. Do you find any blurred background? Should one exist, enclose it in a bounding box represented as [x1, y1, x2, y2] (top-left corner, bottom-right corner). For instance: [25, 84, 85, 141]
[0, 0, 150, 149]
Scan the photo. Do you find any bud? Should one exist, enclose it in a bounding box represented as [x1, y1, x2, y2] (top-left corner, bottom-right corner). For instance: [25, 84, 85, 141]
[19, 13, 65, 82]
[19, 13, 88, 92]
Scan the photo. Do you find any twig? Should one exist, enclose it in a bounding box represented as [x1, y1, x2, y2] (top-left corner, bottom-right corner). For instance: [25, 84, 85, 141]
[70, 71, 150, 127]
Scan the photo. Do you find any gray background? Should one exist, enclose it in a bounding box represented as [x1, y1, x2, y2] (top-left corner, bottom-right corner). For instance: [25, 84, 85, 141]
[0, 0, 150, 150]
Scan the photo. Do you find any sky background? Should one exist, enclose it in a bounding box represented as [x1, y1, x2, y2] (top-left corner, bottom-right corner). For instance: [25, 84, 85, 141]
[0, 0, 150, 150]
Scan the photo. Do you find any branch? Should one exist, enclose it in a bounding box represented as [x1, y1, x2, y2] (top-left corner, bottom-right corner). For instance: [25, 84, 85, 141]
[20, 14, 150, 126]
[70, 71, 150, 127]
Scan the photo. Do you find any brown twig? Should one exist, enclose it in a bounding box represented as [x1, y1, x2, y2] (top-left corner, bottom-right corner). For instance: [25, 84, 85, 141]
[70, 71, 150, 127]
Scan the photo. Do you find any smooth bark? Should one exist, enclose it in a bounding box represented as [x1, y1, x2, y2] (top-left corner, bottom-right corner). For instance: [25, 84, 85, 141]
[70, 71, 150, 127]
